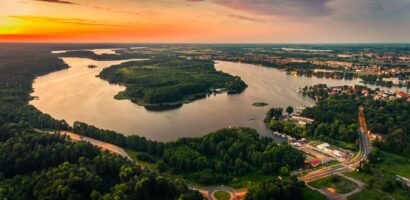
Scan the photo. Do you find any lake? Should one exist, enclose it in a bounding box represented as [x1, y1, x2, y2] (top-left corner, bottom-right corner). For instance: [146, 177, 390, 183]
[30, 52, 405, 142]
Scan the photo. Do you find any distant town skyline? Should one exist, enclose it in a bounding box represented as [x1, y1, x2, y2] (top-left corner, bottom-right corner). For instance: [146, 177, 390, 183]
[1, 0, 410, 43]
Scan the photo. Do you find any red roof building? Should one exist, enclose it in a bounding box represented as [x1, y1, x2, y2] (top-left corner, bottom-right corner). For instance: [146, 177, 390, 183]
[396, 91, 408, 98]
[308, 159, 322, 167]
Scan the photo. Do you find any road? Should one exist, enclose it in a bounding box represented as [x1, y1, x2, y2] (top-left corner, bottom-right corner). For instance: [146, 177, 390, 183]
[38, 130, 133, 161]
[299, 106, 371, 199]
[300, 106, 371, 183]
[38, 129, 245, 200]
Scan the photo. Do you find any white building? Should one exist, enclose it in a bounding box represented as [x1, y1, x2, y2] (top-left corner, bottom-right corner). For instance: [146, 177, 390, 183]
[317, 143, 330, 150]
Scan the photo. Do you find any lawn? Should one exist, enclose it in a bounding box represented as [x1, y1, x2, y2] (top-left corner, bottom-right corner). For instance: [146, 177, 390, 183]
[346, 150, 410, 200]
[226, 172, 276, 189]
[302, 187, 327, 200]
[309, 175, 357, 194]
[348, 188, 391, 200]
[214, 191, 231, 200]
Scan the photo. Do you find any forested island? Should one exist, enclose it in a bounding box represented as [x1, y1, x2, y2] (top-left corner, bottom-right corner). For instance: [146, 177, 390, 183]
[99, 56, 247, 109]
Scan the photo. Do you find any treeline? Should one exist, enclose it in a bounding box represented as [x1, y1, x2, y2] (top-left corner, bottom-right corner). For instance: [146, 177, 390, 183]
[99, 56, 247, 105]
[54, 50, 151, 61]
[72, 121, 164, 156]
[71, 123, 305, 185]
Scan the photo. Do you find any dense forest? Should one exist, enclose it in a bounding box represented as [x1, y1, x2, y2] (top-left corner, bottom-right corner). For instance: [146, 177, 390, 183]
[0, 125, 202, 200]
[365, 98, 410, 156]
[265, 96, 359, 146]
[0, 44, 202, 200]
[99, 56, 247, 106]
[0, 44, 70, 131]
[245, 177, 304, 200]
[72, 123, 305, 185]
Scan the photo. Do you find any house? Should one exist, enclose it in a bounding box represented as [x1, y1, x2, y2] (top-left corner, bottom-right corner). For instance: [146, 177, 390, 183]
[291, 116, 314, 125]
[382, 78, 400, 85]
[361, 89, 369, 96]
[369, 133, 383, 141]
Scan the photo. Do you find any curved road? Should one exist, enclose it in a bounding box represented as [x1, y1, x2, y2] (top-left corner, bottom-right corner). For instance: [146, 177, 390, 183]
[299, 106, 371, 199]
[38, 129, 245, 200]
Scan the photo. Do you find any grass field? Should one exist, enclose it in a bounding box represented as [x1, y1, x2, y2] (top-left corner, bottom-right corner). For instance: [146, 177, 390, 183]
[346, 150, 410, 200]
[348, 188, 391, 200]
[214, 191, 231, 200]
[302, 187, 327, 200]
[310, 175, 357, 194]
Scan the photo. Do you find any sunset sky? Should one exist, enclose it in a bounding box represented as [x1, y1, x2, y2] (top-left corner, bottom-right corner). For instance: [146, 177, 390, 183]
[1, 0, 410, 43]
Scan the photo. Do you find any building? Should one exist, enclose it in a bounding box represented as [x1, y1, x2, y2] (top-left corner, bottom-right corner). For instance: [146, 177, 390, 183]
[396, 91, 408, 98]
[291, 116, 314, 125]
[333, 150, 347, 158]
[308, 159, 322, 167]
[317, 143, 330, 151]
[324, 147, 332, 154]
[382, 78, 400, 85]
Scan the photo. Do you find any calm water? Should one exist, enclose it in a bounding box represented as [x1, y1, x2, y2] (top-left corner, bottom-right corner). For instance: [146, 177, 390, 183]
[30, 55, 405, 142]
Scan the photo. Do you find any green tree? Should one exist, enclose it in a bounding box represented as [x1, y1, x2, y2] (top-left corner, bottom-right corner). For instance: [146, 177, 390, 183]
[286, 106, 294, 115]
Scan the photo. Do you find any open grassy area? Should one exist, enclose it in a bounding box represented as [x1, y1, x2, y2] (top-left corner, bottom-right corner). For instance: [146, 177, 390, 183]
[346, 151, 410, 200]
[302, 187, 327, 200]
[214, 191, 231, 200]
[348, 188, 391, 200]
[374, 151, 410, 178]
[309, 175, 357, 194]
[226, 172, 276, 189]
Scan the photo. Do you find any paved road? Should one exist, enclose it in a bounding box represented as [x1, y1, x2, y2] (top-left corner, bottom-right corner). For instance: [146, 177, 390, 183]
[40, 130, 133, 161]
[38, 129, 245, 200]
[300, 106, 371, 199]
[300, 106, 371, 183]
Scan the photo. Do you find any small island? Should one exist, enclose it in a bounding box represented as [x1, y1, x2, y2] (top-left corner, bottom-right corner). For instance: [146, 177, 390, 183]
[252, 102, 269, 107]
[88, 64, 98, 69]
[99, 57, 247, 110]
